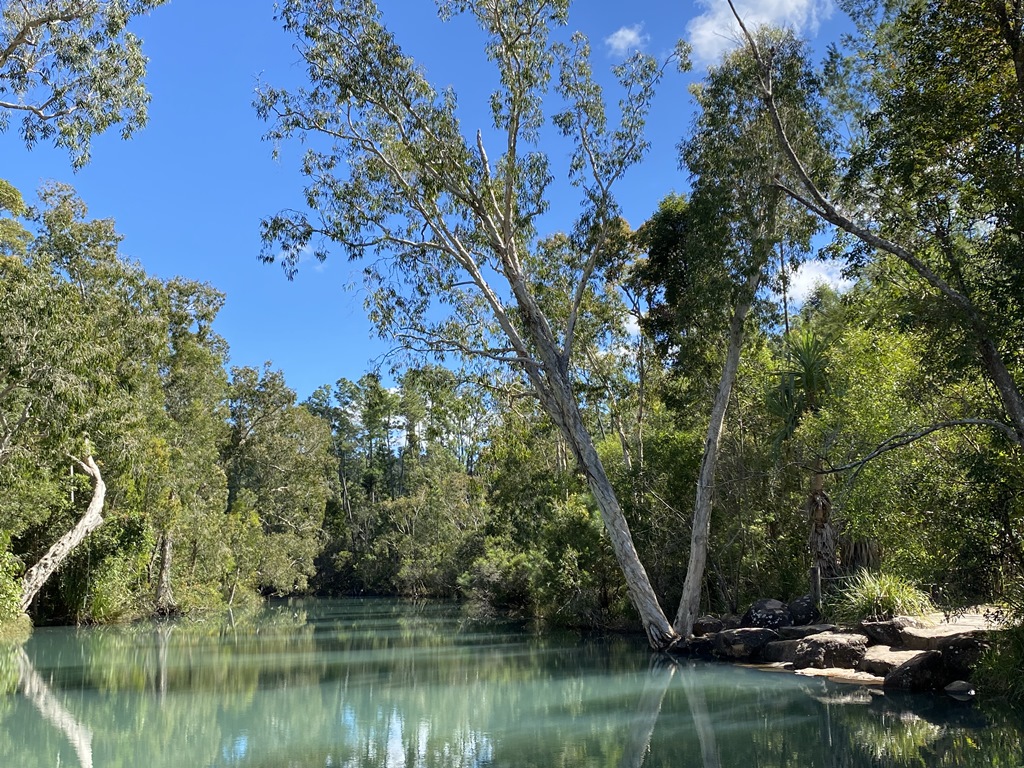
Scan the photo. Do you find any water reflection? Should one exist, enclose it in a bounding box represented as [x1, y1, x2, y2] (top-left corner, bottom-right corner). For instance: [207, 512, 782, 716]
[1, 599, 1021, 768]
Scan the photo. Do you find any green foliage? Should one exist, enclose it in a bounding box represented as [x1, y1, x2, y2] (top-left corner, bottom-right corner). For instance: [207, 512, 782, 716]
[825, 569, 934, 624]
[459, 538, 535, 616]
[531, 495, 632, 629]
[0, 538, 22, 625]
[0, 1, 168, 167]
[976, 580, 1024, 702]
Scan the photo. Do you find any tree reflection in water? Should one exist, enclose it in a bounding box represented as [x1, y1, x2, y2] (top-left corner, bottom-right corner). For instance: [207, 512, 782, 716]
[1, 600, 1021, 768]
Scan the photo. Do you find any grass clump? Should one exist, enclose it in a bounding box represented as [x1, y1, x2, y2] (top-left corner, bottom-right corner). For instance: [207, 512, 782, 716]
[826, 569, 934, 624]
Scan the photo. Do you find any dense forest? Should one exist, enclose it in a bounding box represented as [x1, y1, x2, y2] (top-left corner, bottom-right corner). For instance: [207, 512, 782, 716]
[1, 0, 1022, 695]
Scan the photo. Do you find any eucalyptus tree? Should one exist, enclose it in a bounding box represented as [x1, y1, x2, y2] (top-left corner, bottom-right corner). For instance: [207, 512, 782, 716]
[0, 0, 166, 167]
[257, 0, 688, 646]
[730, 0, 1024, 450]
[635, 30, 829, 635]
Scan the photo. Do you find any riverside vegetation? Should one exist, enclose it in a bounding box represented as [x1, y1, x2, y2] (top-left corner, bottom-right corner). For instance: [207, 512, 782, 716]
[1, 0, 1023, 701]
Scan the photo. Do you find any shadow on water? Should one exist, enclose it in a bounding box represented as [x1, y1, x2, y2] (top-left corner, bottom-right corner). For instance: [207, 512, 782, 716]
[1, 598, 1022, 768]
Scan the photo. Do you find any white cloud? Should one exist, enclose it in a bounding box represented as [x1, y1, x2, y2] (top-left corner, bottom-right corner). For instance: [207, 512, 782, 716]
[687, 0, 833, 64]
[786, 260, 853, 304]
[605, 24, 649, 57]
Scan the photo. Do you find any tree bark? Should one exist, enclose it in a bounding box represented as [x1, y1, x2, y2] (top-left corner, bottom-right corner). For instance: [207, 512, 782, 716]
[20, 454, 105, 613]
[674, 273, 758, 637]
[154, 531, 175, 615]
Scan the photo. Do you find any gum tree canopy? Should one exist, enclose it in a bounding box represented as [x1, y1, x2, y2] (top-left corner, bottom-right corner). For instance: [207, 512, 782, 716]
[257, 0, 688, 648]
[0, 0, 166, 167]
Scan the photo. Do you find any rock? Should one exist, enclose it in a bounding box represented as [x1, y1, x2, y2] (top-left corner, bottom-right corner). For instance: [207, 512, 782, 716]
[793, 632, 867, 670]
[713, 628, 779, 660]
[692, 616, 724, 637]
[720, 614, 742, 630]
[945, 680, 976, 700]
[762, 639, 802, 663]
[777, 624, 837, 640]
[938, 634, 989, 679]
[858, 646, 927, 676]
[860, 616, 922, 646]
[740, 599, 793, 630]
[884, 650, 954, 692]
[667, 634, 716, 659]
[788, 594, 821, 626]
[900, 625, 987, 651]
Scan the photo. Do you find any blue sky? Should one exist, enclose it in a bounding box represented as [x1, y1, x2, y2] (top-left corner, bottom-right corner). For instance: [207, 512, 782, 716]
[2, 0, 848, 400]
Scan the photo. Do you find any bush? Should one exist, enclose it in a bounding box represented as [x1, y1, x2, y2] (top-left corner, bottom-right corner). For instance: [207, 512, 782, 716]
[459, 537, 534, 616]
[826, 569, 934, 624]
[975, 580, 1024, 702]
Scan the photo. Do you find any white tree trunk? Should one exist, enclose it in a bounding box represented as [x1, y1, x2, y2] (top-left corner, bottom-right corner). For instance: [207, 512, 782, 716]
[674, 274, 758, 637]
[20, 455, 106, 613]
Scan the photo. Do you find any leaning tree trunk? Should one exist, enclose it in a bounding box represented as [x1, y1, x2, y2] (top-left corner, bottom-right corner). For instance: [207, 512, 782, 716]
[20, 455, 106, 614]
[675, 274, 758, 637]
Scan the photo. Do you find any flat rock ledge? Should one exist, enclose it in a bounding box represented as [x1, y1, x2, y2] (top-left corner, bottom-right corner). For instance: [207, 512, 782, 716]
[667, 613, 994, 695]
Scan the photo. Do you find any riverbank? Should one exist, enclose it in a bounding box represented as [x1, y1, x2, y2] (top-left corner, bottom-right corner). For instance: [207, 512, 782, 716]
[668, 607, 1001, 695]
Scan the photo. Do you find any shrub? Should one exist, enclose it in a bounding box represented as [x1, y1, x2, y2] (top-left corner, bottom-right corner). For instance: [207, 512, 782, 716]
[826, 569, 933, 624]
[975, 580, 1024, 702]
[459, 537, 534, 616]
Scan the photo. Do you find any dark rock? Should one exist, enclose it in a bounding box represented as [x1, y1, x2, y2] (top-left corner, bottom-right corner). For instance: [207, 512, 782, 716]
[667, 634, 716, 659]
[740, 599, 793, 630]
[692, 616, 724, 637]
[788, 594, 821, 626]
[884, 650, 954, 692]
[858, 646, 927, 676]
[762, 639, 802, 663]
[713, 628, 779, 660]
[938, 634, 990, 679]
[793, 632, 867, 670]
[777, 624, 837, 640]
[860, 616, 921, 646]
[720, 614, 742, 630]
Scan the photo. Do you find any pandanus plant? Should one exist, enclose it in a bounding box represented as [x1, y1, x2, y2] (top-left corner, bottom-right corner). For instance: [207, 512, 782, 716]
[768, 326, 839, 580]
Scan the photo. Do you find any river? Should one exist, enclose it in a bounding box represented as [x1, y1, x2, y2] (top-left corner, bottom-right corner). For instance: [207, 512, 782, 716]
[1, 598, 1021, 767]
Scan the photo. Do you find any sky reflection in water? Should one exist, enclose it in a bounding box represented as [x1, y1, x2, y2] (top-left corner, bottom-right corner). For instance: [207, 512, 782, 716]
[1, 598, 1022, 768]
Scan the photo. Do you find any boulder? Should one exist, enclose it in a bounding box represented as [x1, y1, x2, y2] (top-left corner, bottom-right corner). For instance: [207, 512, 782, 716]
[883, 650, 953, 692]
[793, 632, 867, 670]
[721, 614, 742, 630]
[713, 628, 779, 660]
[692, 616, 724, 637]
[858, 646, 927, 676]
[788, 594, 821, 626]
[902, 625, 988, 652]
[777, 624, 837, 640]
[741, 599, 793, 630]
[860, 616, 922, 646]
[937, 634, 990, 679]
[762, 639, 802, 663]
[667, 634, 716, 659]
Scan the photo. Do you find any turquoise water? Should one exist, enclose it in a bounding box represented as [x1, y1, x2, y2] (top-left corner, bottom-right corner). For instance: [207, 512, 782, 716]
[1, 599, 1021, 767]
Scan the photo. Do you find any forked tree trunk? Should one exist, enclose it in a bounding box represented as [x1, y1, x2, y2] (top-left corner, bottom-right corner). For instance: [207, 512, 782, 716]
[20, 455, 106, 614]
[675, 274, 758, 637]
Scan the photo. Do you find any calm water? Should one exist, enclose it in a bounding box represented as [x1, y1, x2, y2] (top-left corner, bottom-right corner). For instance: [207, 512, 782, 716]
[1, 599, 1022, 768]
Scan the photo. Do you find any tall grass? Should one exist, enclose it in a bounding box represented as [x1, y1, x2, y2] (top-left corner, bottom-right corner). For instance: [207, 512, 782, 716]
[826, 569, 934, 624]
